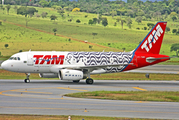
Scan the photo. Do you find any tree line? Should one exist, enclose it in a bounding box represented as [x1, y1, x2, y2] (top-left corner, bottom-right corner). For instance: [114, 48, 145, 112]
[1, 0, 179, 21]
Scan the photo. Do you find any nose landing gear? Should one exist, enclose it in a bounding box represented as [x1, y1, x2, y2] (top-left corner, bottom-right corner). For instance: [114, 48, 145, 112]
[24, 73, 30, 83]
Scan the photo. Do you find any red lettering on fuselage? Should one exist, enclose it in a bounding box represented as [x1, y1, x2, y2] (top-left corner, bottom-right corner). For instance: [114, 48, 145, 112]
[33, 55, 43, 64]
[51, 55, 64, 65]
[33, 55, 65, 65]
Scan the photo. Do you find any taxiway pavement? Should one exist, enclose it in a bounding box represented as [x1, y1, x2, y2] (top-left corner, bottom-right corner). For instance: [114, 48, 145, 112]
[1, 80, 179, 119]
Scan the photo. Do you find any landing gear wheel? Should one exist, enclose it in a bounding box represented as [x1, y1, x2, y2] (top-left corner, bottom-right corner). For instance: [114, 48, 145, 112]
[86, 78, 93, 84]
[24, 79, 30, 83]
[73, 80, 80, 83]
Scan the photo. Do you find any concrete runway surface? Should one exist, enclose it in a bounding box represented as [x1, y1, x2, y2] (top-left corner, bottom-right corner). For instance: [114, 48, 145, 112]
[1, 80, 179, 119]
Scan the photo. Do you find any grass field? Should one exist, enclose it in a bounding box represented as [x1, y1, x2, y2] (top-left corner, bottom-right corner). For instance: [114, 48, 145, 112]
[1, 69, 179, 80]
[0, 6, 179, 63]
[66, 91, 179, 102]
[0, 114, 159, 120]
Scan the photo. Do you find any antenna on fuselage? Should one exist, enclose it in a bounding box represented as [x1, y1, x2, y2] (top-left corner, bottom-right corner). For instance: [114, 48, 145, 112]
[29, 49, 31, 52]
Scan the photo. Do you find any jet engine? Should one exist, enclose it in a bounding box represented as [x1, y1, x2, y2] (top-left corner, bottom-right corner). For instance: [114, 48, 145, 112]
[59, 69, 84, 80]
[39, 73, 58, 78]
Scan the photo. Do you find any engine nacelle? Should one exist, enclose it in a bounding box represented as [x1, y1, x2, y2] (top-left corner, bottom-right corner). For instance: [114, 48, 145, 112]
[39, 73, 58, 78]
[59, 69, 83, 80]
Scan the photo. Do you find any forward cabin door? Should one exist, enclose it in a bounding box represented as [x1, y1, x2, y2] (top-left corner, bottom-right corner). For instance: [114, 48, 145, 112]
[27, 53, 34, 66]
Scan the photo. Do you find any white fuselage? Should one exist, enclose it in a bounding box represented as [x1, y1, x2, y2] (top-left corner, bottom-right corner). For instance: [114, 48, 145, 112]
[1, 51, 133, 74]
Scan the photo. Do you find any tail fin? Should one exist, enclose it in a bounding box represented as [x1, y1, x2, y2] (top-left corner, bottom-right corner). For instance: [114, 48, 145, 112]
[134, 22, 167, 54]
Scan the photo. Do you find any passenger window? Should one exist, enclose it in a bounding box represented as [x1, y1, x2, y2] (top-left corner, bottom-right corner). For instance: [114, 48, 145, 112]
[69, 74, 71, 76]
[72, 75, 74, 76]
[18, 57, 20, 60]
[14, 57, 17, 60]
[65, 74, 67, 76]
[24, 61, 27, 63]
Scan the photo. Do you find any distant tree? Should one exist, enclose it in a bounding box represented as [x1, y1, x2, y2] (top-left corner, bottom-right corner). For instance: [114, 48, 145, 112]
[88, 19, 93, 25]
[144, 27, 147, 30]
[135, 16, 142, 24]
[6, 4, 11, 15]
[19, 50, 22, 52]
[93, 18, 98, 24]
[122, 48, 126, 52]
[72, 7, 80, 12]
[126, 17, 132, 28]
[0, 21, 2, 25]
[13, 5, 18, 13]
[50, 15, 57, 22]
[172, 16, 177, 22]
[111, 10, 117, 18]
[17, 7, 38, 17]
[92, 33, 98, 39]
[170, 12, 177, 17]
[172, 29, 177, 34]
[36, 13, 41, 18]
[76, 19, 81, 23]
[41, 12, 48, 18]
[102, 17, 108, 27]
[114, 22, 117, 26]
[53, 28, 57, 35]
[166, 27, 170, 33]
[89, 45, 93, 49]
[120, 19, 126, 29]
[4, 44, 8, 48]
[116, 17, 121, 22]
[85, 15, 88, 18]
[17, 7, 38, 26]
[147, 23, 155, 29]
[170, 43, 179, 56]
[2, 7, 5, 14]
[39, 0, 49, 8]
[57, 10, 65, 14]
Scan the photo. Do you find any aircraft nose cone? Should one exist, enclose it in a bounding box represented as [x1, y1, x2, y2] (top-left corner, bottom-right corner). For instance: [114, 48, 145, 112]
[1, 61, 7, 70]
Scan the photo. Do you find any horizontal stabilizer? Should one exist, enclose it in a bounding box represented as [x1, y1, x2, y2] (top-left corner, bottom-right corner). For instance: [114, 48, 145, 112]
[146, 57, 173, 63]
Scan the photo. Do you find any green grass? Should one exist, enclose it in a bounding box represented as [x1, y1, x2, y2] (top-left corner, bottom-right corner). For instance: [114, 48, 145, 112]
[1, 6, 179, 63]
[1, 69, 179, 80]
[66, 91, 179, 102]
[0, 114, 159, 120]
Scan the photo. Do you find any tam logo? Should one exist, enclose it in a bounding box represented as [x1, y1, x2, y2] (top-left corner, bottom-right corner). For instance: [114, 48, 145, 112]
[33, 55, 65, 65]
[141, 24, 163, 52]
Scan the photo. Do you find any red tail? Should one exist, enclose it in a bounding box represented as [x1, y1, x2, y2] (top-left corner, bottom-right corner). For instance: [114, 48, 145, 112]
[134, 22, 167, 54]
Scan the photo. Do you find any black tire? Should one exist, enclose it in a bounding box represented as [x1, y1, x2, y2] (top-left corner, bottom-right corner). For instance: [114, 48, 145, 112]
[86, 78, 93, 84]
[24, 79, 30, 83]
[73, 80, 80, 83]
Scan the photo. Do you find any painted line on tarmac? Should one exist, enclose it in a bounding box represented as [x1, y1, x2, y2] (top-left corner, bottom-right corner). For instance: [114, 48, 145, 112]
[133, 87, 147, 91]
[0, 87, 88, 98]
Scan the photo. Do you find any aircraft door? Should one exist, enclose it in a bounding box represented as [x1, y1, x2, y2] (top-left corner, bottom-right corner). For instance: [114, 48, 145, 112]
[27, 54, 34, 66]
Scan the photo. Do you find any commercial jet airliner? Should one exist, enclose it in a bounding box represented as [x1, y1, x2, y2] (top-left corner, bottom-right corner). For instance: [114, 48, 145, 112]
[1, 22, 170, 84]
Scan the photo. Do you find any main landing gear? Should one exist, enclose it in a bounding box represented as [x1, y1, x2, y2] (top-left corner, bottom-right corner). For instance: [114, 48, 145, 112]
[24, 73, 30, 83]
[86, 78, 93, 84]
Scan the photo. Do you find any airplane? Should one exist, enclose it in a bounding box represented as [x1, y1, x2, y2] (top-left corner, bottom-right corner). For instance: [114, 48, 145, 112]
[1, 21, 171, 84]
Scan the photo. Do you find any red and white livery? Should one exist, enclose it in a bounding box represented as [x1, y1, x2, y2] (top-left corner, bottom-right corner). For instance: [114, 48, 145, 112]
[1, 22, 170, 84]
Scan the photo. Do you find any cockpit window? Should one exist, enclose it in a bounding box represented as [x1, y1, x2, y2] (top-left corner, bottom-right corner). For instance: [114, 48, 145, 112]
[9, 57, 20, 61]
[9, 57, 13, 60]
